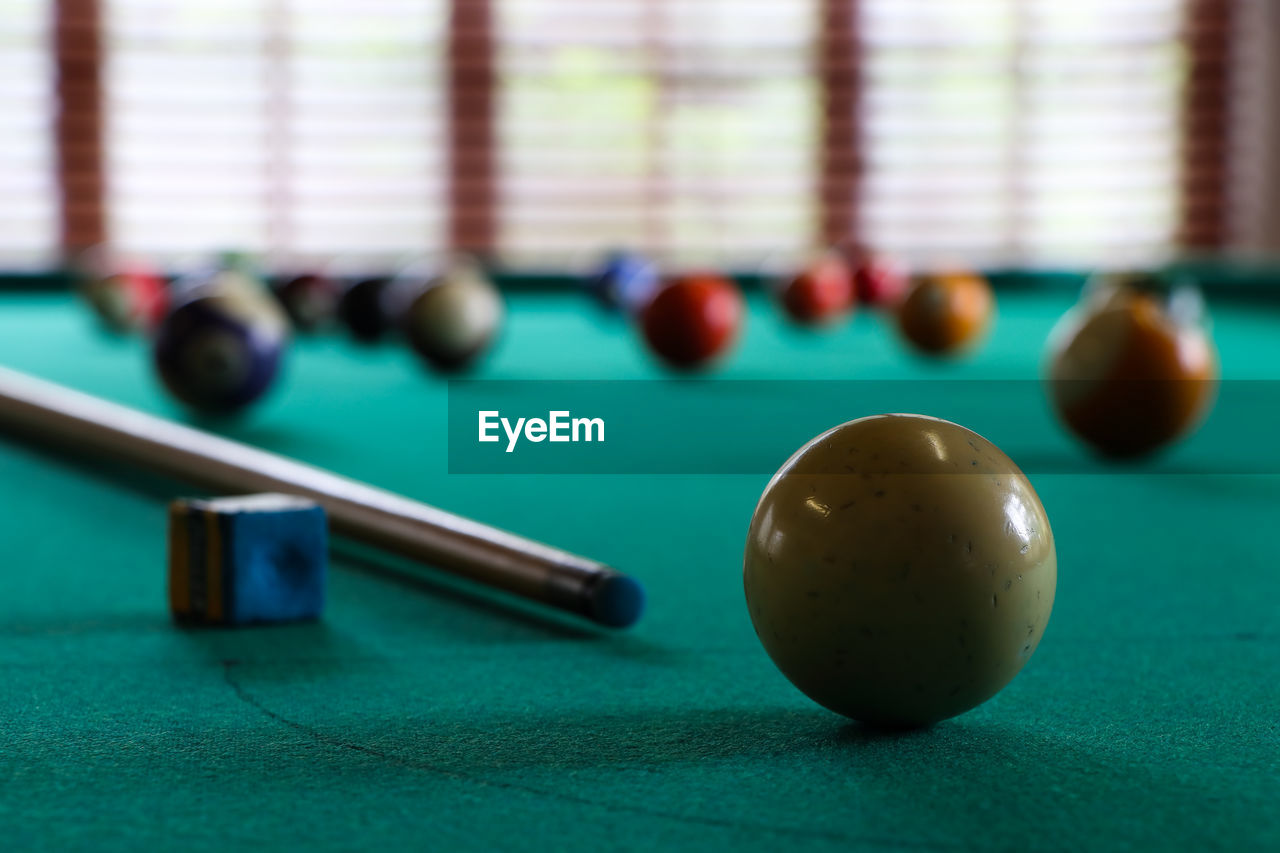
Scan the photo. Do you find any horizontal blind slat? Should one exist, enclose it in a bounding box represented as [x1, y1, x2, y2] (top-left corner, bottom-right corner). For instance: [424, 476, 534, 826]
[106, 0, 448, 262]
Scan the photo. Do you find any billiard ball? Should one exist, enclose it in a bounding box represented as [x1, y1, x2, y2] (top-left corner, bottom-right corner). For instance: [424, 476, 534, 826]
[74, 250, 169, 333]
[171, 266, 275, 313]
[400, 261, 504, 372]
[336, 275, 393, 343]
[154, 291, 288, 415]
[587, 251, 660, 316]
[1045, 276, 1218, 458]
[776, 251, 855, 326]
[272, 272, 339, 333]
[743, 414, 1057, 727]
[640, 273, 744, 370]
[897, 271, 994, 355]
[849, 249, 908, 309]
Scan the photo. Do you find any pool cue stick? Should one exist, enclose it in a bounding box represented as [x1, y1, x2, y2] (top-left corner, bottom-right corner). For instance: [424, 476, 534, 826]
[0, 365, 644, 628]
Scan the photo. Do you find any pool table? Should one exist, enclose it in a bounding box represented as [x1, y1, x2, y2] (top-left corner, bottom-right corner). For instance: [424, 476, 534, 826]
[0, 284, 1277, 851]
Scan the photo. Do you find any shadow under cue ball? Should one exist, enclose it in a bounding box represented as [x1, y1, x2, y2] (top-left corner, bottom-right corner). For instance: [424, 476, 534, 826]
[402, 266, 504, 372]
[743, 414, 1056, 728]
[897, 271, 994, 355]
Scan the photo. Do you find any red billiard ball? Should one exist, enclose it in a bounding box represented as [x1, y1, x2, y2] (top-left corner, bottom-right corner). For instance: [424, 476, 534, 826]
[777, 252, 855, 326]
[77, 253, 170, 334]
[1046, 277, 1218, 458]
[847, 249, 908, 309]
[641, 273, 744, 370]
[897, 271, 994, 356]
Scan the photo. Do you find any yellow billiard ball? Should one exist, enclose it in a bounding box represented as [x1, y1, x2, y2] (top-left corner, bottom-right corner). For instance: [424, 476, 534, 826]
[743, 414, 1057, 728]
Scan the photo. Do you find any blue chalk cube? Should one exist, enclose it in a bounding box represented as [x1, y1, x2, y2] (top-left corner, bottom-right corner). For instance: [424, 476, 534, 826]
[168, 493, 327, 625]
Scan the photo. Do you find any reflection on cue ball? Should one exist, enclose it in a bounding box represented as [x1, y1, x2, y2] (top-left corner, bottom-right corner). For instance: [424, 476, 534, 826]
[743, 414, 1056, 728]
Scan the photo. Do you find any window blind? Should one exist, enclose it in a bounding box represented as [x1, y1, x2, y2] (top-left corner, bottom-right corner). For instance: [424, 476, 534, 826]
[859, 0, 1189, 269]
[104, 0, 447, 266]
[0, 0, 58, 267]
[15, 0, 1247, 272]
[496, 0, 821, 270]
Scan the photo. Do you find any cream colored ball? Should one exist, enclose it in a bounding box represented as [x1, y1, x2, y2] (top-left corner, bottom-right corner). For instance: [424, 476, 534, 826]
[743, 414, 1056, 727]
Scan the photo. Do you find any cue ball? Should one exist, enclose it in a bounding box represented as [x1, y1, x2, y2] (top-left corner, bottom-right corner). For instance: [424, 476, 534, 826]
[743, 414, 1057, 727]
[1045, 279, 1218, 458]
[401, 263, 504, 372]
[154, 291, 288, 415]
[640, 273, 744, 369]
[897, 272, 993, 355]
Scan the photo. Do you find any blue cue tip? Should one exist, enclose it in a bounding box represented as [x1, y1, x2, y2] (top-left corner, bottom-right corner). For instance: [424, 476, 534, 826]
[589, 572, 646, 629]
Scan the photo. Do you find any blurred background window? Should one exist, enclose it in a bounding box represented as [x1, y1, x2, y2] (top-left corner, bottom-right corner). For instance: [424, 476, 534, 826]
[6, 0, 1273, 273]
[104, 0, 448, 267]
[0, 0, 58, 268]
[860, 0, 1187, 269]
[497, 0, 820, 269]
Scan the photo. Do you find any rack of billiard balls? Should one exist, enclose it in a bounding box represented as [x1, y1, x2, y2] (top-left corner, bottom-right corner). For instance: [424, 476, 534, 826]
[72, 252, 506, 418]
[585, 246, 996, 371]
[586, 249, 1219, 460]
[74, 248, 1219, 462]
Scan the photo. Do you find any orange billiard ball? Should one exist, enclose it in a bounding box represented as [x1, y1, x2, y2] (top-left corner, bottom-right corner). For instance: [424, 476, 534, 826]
[1045, 278, 1218, 458]
[641, 273, 744, 370]
[896, 271, 994, 356]
[776, 252, 855, 326]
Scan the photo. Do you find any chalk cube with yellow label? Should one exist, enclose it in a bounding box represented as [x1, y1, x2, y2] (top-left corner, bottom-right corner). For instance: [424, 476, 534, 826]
[168, 493, 327, 625]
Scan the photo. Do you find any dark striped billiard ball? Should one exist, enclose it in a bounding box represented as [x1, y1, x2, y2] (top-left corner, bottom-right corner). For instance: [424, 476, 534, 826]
[153, 291, 288, 415]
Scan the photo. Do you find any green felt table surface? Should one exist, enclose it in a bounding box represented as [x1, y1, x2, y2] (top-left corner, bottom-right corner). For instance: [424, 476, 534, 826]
[0, 290, 1277, 852]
